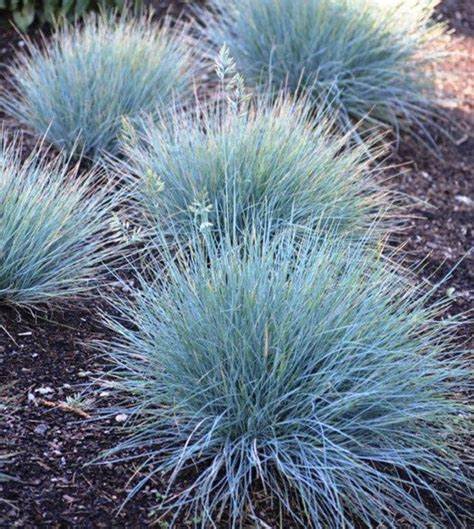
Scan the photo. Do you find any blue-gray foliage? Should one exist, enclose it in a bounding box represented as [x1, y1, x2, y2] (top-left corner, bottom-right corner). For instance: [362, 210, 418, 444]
[0, 12, 199, 159]
[101, 224, 469, 528]
[0, 136, 122, 306]
[119, 95, 386, 245]
[199, 0, 448, 145]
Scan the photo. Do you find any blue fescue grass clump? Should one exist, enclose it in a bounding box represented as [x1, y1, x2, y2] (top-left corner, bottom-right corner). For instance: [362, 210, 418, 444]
[0, 136, 122, 306]
[199, 0, 449, 146]
[118, 71, 387, 245]
[0, 11, 199, 159]
[100, 224, 469, 528]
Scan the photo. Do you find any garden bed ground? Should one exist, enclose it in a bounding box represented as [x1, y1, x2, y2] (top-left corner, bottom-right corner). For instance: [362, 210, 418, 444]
[0, 1, 472, 527]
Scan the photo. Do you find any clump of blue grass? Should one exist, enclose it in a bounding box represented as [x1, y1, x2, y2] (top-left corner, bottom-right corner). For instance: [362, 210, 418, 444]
[99, 222, 470, 528]
[0, 135, 123, 306]
[198, 0, 449, 147]
[0, 10, 199, 159]
[117, 83, 388, 246]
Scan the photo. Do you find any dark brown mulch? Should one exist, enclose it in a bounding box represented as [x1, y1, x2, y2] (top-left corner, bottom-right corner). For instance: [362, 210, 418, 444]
[0, 304, 159, 528]
[0, 1, 473, 528]
[388, 30, 473, 343]
[437, 0, 474, 36]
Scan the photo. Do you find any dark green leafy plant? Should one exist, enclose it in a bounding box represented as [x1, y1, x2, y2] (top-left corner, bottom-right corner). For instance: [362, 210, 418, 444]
[0, 0, 133, 31]
[100, 223, 470, 528]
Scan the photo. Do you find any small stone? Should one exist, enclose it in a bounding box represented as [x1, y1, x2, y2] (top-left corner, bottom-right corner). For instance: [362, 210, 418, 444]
[455, 195, 473, 207]
[115, 413, 128, 423]
[35, 387, 54, 395]
[34, 423, 49, 435]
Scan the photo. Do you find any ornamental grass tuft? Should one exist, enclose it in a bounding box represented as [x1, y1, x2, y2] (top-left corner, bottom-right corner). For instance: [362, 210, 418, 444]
[100, 224, 469, 528]
[118, 89, 387, 245]
[0, 136, 123, 306]
[0, 11, 199, 159]
[199, 0, 449, 146]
